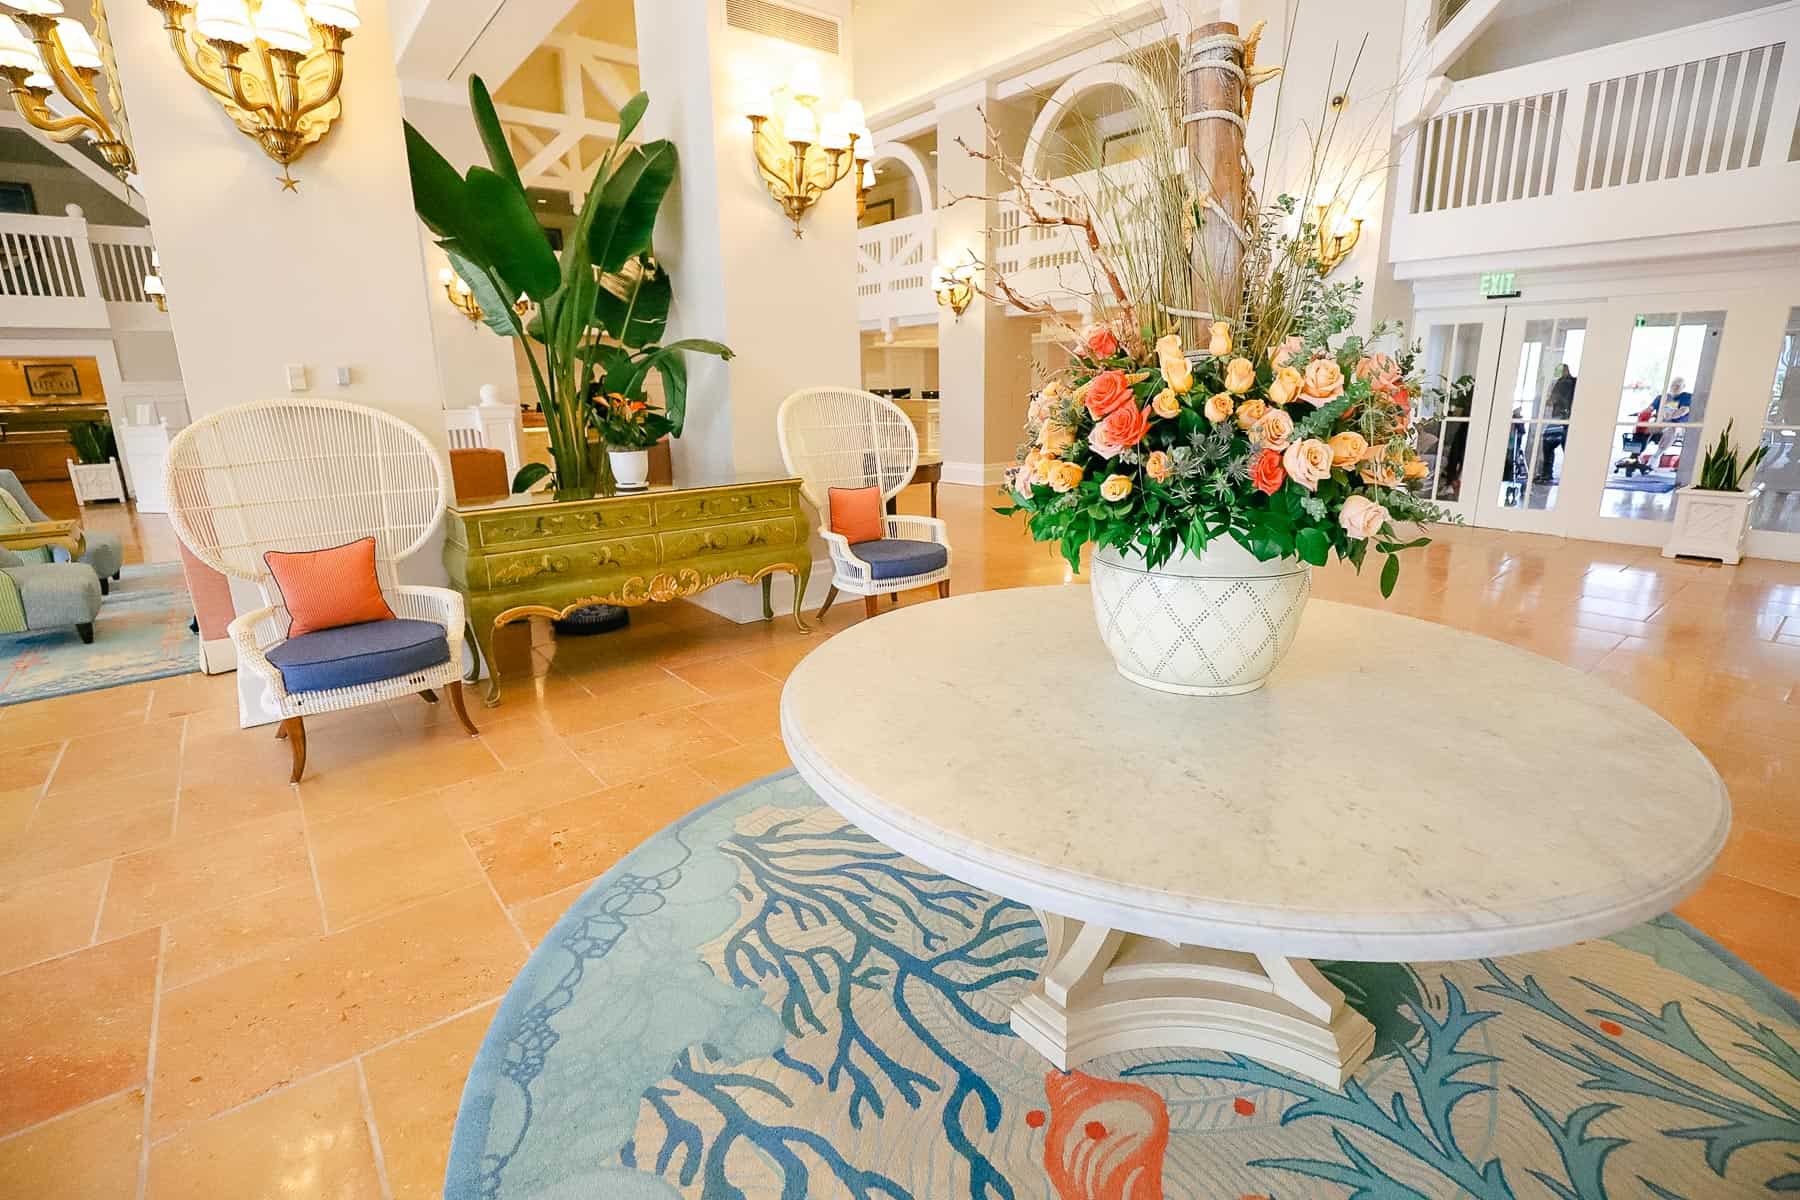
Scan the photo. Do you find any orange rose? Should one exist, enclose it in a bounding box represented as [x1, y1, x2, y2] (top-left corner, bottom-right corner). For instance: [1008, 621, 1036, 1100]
[1302, 357, 1345, 400]
[1083, 370, 1134, 420]
[1404, 458, 1428, 479]
[1203, 393, 1234, 423]
[1207, 321, 1233, 356]
[1156, 335, 1193, 393]
[1252, 408, 1294, 451]
[1099, 473, 1133, 502]
[1267, 366, 1303, 407]
[1223, 357, 1257, 395]
[1145, 450, 1172, 482]
[1360, 463, 1401, 487]
[1234, 396, 1267, 430]
[1047, 460, 1084, 492]
[1328, 431, 1368, 468]
[1250, 448, 1285, 495]
[1268, 335, 1303, 368]
[1151, 389, 1181, 419]
[1038, 421, 1075, 455]
[1088, 402, 1152, 459]
[1083, 324, 1120, 359]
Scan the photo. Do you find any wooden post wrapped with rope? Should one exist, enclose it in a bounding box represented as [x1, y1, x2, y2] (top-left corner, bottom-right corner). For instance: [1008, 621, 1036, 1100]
[1184, 21, 1249, 319]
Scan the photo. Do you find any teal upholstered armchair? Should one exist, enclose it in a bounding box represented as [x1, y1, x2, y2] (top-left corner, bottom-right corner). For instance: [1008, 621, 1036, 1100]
[0, 469, 124, 594]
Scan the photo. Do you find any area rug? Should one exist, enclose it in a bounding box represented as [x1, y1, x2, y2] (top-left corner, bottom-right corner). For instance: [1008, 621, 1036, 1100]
[1605, 475, 1679, 494]
[0, 561, 196, 706]
[446, 772, 1800, 1199]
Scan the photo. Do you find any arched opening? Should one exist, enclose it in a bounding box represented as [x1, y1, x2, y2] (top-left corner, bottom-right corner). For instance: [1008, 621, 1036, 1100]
[860, 141, 934, 227]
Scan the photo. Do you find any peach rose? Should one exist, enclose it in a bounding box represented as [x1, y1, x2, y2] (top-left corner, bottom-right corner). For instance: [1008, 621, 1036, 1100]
[1083, 370, 1133, 420]
[1327, 431, 1369, 468]
[1030, 450, 1055, 484]
[1268, 335, 1304, 367]
[1145, 450, 1172, 482]
[1100, 473, 1133, 502]
[1223, 356, 1257, 395]
[1360, 463, 1401, 487]
[1355, 353, 1402, 397]
[1250, 448, 1285, 495]
[1047, 460, 1084, 493]
[1282, 438, 1333, 492]
[1203, 392, 1235, 423]
[1156, 334, 1193, 393]
[1234, 396, 1267, 430]
[1404, 458, 1428, 479]
[1088, 402, 1152, 459]
[1038, 420, 1075, 455]
[1267, 365, 1303, 407]
[1302, 357, 1345, 400]
[1151, 388, 1182, 420]
[1251, 408, 1294, 451]
[1083, 324, 1120, 359]
[1041, 378, 1064, 400]
[1207, 320, 1233, 357]
[1339, 494, 1390, 539]
[1027, 392, 1055, 425]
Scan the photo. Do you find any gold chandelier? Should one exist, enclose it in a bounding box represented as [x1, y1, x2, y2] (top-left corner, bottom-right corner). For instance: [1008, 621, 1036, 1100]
[145, 0, 358, 189]
[743, 60, 869, 237]
[0, 0, 135, 175]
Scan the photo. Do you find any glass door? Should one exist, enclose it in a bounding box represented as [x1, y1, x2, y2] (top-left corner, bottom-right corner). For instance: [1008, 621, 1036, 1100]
[1412, 308, 1504, 521]
[1596, 310, 1726, 525]
[1476, 307, 1597, 535]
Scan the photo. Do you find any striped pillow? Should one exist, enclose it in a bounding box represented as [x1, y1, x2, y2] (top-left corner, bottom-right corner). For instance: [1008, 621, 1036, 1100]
[264, 537, 396, 638]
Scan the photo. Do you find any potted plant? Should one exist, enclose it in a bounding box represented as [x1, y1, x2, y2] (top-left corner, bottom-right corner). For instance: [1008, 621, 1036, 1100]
[1663, 419, 1767, 564]
[593, 390, 673, 490]
[65, 420, 126, 504]
[404, 81, 731, 499]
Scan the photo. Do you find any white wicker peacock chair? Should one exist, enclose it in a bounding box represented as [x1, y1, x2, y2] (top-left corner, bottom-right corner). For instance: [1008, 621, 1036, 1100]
[777, 387, 951, 619]
[164, 399, 475, 782]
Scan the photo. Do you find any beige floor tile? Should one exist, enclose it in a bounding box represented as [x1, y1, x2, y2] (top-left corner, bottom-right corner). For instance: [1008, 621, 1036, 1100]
[467, 766, 717, 906]
[542, 666, 709, 736]
[0, 739, 61, 792]
[430, 752, 602, 830]
[0, 801, 174, 887]
[361, 1004, 496, 1200]
[310, 797, 486, 930]
[26, 765, 182, 833]
[0, 928, 159, 1136]
[175, 772, 301, 840]
[296, 737, 503, 825]
[160, 882, 326, 990]
[508, 878, 595, 948]
[689, 684, 785, 743]
[99, 812, 311, 940]
[145, 672, 241, 721]
[0, 691, 145, 752]
[151, 884, 522, 1138]
[567, 708, 740, 786]
[666, 655, 782, 699]
[147, 1065, 381, 1200]
[0, 1087, 144, 1200]
[690, 737, 793, 791]
[46, 719, 188, 795]
[0, 860, 110, 974]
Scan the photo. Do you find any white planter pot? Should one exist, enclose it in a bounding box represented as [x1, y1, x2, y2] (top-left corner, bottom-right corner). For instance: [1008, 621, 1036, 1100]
[1090, 539, 1311, 696]
[66, 457, 126, 505]
[1663, 485, 1758, 564]
[608, 448, 650, 491]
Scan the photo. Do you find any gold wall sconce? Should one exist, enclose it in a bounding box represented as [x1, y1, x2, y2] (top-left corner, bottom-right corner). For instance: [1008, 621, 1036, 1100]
[145, 0, 358, 190]
[932, 259, 976, 319]
[438, 267, 482, 323]
[0, 1, 135, 175]
[1314, 201, 1363, 276]
[743, 59, 869, 237]
[142, 249, 167, 310]
[856, 160, 874, 221]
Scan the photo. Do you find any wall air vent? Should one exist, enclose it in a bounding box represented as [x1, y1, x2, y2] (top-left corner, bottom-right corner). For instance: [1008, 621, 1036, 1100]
[725, 0, 840, 55]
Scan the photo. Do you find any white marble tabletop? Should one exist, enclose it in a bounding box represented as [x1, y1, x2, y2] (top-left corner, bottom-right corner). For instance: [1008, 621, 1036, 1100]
[779, 586, 1730, 961]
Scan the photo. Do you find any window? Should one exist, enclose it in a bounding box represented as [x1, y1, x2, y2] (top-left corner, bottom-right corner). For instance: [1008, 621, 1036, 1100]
[0, 182, 36, 214]
[1750, 307, 1800, 534]
[1599, 310, 1725, 521]
[1415, 321, 1483, 504]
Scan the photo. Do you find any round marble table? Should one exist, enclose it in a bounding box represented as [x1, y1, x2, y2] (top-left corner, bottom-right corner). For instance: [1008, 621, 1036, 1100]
[780, 586, 1729, 1085]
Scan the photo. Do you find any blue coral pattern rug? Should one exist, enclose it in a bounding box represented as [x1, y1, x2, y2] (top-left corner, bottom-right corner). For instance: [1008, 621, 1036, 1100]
[447, 772, 1800, 1199]
[0, 561, 196, 706]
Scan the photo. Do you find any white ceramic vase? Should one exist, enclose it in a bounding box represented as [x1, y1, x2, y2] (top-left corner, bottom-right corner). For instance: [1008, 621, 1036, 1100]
[1089, 538, 1311, 696]
[609, 448, 650, 491]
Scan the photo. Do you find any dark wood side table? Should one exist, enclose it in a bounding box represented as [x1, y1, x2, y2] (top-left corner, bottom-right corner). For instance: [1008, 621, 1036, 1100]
[886, 459, 942, 518]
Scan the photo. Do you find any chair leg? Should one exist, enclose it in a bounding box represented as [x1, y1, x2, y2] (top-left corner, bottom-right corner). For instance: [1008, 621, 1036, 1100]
[275, 723, 287, 740]
[447, 681, 479, 736]
[76, 622, 93, 644]
[419, 687, 440, 704]
[938, 580, 950, 599]
[863, 596, 879, 619]
[99, 578, 109, 596]
[818, 584, 840, 620]
[888, 594, 898, 605]
[281, 717, 307, 783]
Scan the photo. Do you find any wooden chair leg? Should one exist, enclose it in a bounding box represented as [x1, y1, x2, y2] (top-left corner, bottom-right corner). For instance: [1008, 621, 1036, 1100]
[888, 594, 898, 605]
[863, 595, 879, 619]
[419, 687, 440, 704]
[281, 717, 307, 783]
[275, 723, 288, 739]
[75, 622, 93, 644]
[818, 584, 840, 620]
[446, 681, 479, 736]
[937, 580, 950, 599]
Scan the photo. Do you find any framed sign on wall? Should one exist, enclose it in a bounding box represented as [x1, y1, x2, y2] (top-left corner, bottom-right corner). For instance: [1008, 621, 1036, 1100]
[23, 363, 82, 398]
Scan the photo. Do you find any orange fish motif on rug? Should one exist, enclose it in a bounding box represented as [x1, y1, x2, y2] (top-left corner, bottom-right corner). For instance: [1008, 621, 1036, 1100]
[1034, 1070, 1170, 1200]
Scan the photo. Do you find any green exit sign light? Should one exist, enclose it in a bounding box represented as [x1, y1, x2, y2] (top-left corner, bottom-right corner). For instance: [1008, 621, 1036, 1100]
[1480, 271, 1519, 298]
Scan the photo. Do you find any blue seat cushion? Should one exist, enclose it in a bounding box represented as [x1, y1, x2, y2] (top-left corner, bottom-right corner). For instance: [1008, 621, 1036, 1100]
[852, 538, 948, 581]
[265, 618, 449, 694]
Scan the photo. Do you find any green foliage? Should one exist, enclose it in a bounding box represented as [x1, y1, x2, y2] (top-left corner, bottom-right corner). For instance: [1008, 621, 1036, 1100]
[404, 79, 733, 497]
[1696, 419, 1768, 492]
[68, 421, 115, 466]
[511, 461, 552, 494]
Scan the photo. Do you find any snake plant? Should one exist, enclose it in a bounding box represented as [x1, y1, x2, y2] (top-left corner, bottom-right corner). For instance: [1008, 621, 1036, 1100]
[1695, 420, 1767, 492]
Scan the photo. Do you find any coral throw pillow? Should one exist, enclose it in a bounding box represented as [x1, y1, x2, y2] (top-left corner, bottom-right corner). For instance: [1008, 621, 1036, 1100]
[264, 537, 396, 638]
[828, 486, 884, 545]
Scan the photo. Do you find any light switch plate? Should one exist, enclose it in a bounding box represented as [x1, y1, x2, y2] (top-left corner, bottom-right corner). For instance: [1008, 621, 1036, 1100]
[285, 364, 308, 392]
[334, 366, 352, 387]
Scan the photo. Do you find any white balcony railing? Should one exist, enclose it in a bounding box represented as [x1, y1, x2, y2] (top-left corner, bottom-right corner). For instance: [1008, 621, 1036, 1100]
[0, 210, 170, 332]
[1391, 2, 1800, 271]
[856, 213, 936, 324]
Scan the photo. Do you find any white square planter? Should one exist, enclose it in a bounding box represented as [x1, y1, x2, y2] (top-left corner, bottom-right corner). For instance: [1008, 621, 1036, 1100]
[66, 457, 126, 506]
[1662, 485, 1758, 564]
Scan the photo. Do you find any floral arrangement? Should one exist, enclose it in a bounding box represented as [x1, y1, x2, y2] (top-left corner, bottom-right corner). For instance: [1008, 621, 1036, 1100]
[593, 391, 675, 450]
[1001, 309, 1446, 595]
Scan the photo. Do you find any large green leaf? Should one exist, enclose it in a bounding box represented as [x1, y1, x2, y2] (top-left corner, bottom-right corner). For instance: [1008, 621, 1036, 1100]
[468, 76, 522, 191]
[444, 245, 522, 341]
[404, 121, 476, 246]
[463, 166, 561, 301]
[588, 141, 677, 273]
[630, 339, 734, 435]
[594, 255, 671, 345]
[616, 91, 649, 144]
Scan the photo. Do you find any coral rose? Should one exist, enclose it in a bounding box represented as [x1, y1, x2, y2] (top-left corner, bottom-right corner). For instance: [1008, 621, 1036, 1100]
[1251, 408, 1294, 451]
[1047, 461, 1084, 493]
[1083, 370, 1133, 420]
[1038, 421, 1075, 455]
[1088, 402, 1152, 458]
[1100, 473, 1133, 502]
[1267, 365, 1303, 407]
[1223, 357, 1257, 395]
[1302, 357, 1345, 400]
[1250, 448, 1286, 495]
[1203, 392, 1234, 423]
[1151, 388, 1182, 420]
[1234, 396, 1268, 429]
[1328, 431, 1368, 467]
[1145, 450, 1172, 482]
[1156, 334, 1193, 393]
[1339, 494, 1389, 539]
[1282, 438, 1333, 492]
[1083, 324, 1120, 359]
[1207, 321, 1233, 357]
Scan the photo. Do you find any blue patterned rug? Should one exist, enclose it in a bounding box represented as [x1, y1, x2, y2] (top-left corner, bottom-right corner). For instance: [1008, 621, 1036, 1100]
[447, 772, 1800, 1199]
[0, 561, 196, 706]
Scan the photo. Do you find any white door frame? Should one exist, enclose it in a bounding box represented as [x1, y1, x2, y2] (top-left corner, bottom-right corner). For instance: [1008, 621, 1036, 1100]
[1409, 305, 1507, 523]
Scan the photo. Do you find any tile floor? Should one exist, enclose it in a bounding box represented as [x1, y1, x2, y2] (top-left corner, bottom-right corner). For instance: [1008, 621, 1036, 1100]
[0, 482, 1796, 1197]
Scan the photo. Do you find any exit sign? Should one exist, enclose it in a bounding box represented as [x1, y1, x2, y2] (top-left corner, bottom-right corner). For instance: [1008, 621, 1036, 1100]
[1480, 271, 1519, 299]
